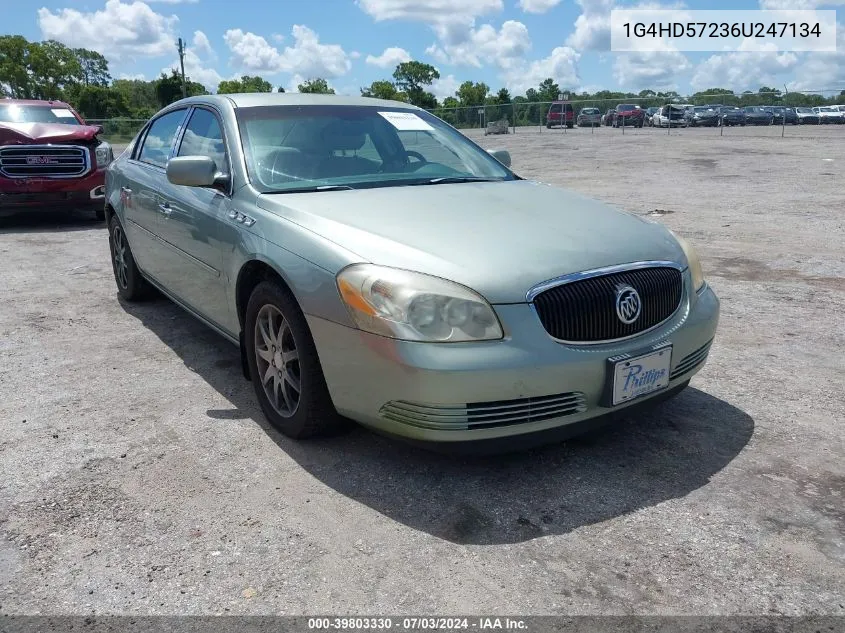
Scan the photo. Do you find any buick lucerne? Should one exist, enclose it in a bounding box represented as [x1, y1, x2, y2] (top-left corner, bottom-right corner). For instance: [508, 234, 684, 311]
[105, 94, 719, 448]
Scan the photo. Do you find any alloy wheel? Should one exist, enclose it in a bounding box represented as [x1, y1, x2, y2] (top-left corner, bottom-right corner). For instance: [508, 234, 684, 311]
[254, 304, 301, 418]
[112, 224, 129, 289]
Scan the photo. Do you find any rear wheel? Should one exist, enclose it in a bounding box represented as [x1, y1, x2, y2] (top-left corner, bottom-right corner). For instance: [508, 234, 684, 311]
[245, 280, 344, 439]
[108, 215, 152, 301]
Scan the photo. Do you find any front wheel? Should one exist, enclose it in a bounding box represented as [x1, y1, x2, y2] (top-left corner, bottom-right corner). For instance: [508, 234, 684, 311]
[245, 281, 343, 439]
[108, 215, 152, 301]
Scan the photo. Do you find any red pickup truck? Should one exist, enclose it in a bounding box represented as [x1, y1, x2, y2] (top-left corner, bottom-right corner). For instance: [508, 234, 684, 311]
[1, 98, 113, 220]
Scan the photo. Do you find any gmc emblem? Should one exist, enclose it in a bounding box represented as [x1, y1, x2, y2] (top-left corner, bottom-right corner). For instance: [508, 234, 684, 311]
[26, 156, 59, 165]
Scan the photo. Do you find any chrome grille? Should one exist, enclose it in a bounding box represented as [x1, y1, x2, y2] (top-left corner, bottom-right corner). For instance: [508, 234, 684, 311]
[0, 145, 90, 178]
[670, 338, 713, 380]
[380, 392, 587, 431]
[531, 265, 683, 343]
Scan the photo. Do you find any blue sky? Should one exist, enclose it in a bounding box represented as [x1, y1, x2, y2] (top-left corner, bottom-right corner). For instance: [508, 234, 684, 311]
[5, 0, 844, 99]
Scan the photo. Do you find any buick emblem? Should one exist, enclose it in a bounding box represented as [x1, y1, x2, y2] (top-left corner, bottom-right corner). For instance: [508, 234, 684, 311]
[615, 285, 641, 324]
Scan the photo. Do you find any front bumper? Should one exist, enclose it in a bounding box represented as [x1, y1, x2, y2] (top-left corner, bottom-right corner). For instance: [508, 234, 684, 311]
[0, 169, 106, 215]
[309, 278, 720, 444]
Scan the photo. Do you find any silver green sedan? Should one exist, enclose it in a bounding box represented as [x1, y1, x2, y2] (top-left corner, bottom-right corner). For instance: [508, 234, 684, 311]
[105, 94, 719, 449]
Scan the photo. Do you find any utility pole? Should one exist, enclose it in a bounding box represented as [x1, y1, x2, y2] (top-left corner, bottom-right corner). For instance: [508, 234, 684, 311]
[177, 37, 187, 99]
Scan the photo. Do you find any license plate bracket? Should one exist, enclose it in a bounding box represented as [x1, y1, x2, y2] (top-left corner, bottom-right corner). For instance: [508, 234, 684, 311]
[601, 341, 673, 408]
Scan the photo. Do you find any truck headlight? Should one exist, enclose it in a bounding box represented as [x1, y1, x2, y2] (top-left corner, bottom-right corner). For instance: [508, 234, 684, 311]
[336, 264, 504, 343]
[668, 229, 706, 292]
[95, 141, 113, 167]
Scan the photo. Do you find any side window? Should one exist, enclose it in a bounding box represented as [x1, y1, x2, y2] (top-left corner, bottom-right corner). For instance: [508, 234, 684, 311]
[177, 108, 228, 172]
[138, 109, 187, 168]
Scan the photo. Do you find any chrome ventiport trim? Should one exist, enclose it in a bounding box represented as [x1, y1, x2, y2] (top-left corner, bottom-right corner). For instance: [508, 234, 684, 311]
[525, 260, 686, 302]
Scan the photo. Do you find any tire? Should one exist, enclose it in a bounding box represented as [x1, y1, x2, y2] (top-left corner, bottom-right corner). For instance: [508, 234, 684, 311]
[244, 280, 343, 439]
[108, 214, 152, 302]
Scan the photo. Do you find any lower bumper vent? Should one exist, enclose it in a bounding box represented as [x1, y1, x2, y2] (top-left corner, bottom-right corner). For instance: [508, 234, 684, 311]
[380, 392, 587, 431]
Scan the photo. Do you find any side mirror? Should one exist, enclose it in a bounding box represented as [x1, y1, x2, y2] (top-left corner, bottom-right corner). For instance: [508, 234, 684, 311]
[487, 149, 511, 168]
[94, 124, 104, 135]
[167, 155, 228, 189]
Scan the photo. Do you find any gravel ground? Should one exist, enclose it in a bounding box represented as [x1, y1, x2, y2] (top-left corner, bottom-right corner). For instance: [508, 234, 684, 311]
[0, 126, 843, 616]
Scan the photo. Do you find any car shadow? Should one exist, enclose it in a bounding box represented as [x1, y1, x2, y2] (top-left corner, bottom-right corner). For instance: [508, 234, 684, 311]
[119, 295, 754, 546]
[0, 210, 104, 234]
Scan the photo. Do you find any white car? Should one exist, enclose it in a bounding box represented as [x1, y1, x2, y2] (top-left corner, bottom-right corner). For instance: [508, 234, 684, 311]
[652, 105, 687, 128]
[816, 106, 843, 124]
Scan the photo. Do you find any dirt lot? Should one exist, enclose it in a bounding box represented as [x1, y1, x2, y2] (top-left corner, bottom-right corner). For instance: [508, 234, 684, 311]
[1, 126, 843, 615]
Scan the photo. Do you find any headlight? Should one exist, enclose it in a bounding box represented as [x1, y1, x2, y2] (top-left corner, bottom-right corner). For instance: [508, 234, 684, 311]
[336, 264, 503, 343]
[668, 229, 705, 292]
[95, 142, 113, 167]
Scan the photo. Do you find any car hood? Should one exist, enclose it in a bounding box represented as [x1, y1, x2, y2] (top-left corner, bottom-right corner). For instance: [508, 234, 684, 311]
[256, 180, 686, 304]
[0, 121, 101, 146]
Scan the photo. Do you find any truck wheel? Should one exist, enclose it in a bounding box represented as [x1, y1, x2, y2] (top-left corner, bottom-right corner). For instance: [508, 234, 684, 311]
[245, 280, 345, 439]
[108, 215, 153, 301]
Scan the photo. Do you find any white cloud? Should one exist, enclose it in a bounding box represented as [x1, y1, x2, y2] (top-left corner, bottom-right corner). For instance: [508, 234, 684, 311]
[425, 20, 531, 68]
[162, 43, 223, 91]
[145, 0, 198, 3]
[225, 25, 352, 78]
[788, 22, 845, 90]
[518, 0, 562, 13]
[566, 0, 614, 50]
[358, 0, 502, 28]
[614, 50, 691, 90]
[431, 73, 461, 101]
[759, 0, 845, 7]
[37, 0, 179, 60]
[691, 50, 799, 91]
[119, 72, 146, 80]
[191, 30, 215, 60]
[503, 45, 581, 95]
[366, 47, 411, 68]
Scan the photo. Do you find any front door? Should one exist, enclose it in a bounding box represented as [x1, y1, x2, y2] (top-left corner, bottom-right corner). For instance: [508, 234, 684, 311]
[124, 108, 190, 283]
[154, 107, 234, 332]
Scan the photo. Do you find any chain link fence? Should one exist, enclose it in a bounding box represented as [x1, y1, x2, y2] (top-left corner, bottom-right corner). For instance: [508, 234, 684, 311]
[87, 90, 845, 145]
[426, 89, 845, 136]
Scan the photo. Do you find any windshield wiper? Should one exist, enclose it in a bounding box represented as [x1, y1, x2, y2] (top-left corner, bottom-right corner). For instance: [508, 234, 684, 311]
[410, 176, 503, 186]
[272, 184, 355, 194]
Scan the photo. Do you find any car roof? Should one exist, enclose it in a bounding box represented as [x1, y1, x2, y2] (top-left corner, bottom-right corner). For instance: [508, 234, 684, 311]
[166, 93, 418, 110]
[1, 98, 73, 108]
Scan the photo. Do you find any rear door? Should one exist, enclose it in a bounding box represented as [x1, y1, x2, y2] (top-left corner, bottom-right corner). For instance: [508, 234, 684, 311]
[154, 106, 235, 331]
[121, 108, 189, 278]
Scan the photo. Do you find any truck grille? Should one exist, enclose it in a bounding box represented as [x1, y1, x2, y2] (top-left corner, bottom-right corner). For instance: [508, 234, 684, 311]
[0, 145, 90, 179]
[532, 265, 683, 343]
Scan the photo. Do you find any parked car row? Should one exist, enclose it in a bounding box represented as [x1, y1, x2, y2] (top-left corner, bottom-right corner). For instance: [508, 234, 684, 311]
[547, 101, 845, 130]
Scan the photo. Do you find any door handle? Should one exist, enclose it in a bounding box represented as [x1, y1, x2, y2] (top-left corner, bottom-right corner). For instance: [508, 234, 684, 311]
[158, 202, 172, 216]
[120, 186, 132, 194]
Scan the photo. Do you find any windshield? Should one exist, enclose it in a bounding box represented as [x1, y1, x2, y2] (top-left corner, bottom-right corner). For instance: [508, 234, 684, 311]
[0, 104, 82, 125]
[796, 108, 812, 113]
[580, 108, 599, 114]
[617, 104, 637, 111]
[237, 105, 515, 193]
[819, 107, 836, 112]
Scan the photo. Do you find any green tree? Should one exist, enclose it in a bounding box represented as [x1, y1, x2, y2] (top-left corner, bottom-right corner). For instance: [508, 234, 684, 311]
[277, 86, 285, 93]
[74, 48, 111, 86]
[537, 78, 560, 102]
[28, 40, 82, 100]
[297, 78, 335, 94]
[112, 78, 159, 118]
[456, 81, 489, 107]
[66, 84, 129, 119]
[155, 69, 207, 107]
[0, 35, 33, 98]
[392, 60, 439, 108]
[496, 88, 511, 104]
[217, 74, 273, 94]
[360, 79, 406, 101]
